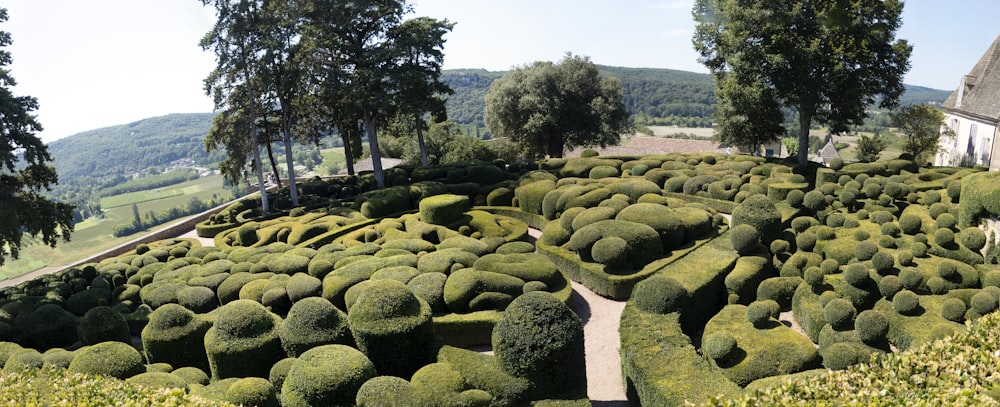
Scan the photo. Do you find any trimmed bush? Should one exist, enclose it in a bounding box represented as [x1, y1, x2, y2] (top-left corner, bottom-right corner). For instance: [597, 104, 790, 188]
[941, 298, 967, 322]
[959, 227, 987, 251]
[746, 301, 774, 327]
[934, 228, 956, 247]
[730, 224, 760, 256]
[824, 298, 856, 330]
[204, 299, 285, 380]
[568, 219, 663, 269]
[493, 292, 586, 400]
[703, 331, 738, 363]
[731, 195, 782, 245]
[13, 303, 79, 351]
[855, 241, 878, 261]
[855, 309, 889, 346]
[892, 290, 921, 315]
[420, 194, 469, 226]
[225, 377, 278, 407]
[632, 275, 688, 314]
[878, 275, 902, 299]
[843, 264, 870, 287]
[871, 251, 895, 274]
[177, 286, 218, 314]
[281, 344, 377, 407]
[78, 306, 130, 345]
[971, 291, 998, 315]
[174, 366, 210, 386]
[141, 303, 211, 372]
[348, 280, 435, 378]
[68, 341, 145, 379]
[279, 297, 352, 357]
[3, 350, 42, 373]
[757, 277, 801, 309]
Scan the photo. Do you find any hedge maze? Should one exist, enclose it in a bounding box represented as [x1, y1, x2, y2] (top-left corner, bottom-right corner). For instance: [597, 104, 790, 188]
[0, 154, 998, 405]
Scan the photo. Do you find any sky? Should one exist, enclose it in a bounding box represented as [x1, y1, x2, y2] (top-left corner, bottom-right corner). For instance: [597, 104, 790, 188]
[3, 0, 999, 144]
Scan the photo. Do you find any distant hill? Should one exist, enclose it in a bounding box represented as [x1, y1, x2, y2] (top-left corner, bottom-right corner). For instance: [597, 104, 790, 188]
[442, 65, 952, 135]
[47, 113, 217, 183]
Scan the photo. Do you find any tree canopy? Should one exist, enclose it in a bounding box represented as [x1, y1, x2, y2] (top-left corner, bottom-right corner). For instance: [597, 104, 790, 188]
[693, 0, 912, 165]
[891, 104, 953, 163]
[484, 54, 632, 158]
[0, 8, 74, 265]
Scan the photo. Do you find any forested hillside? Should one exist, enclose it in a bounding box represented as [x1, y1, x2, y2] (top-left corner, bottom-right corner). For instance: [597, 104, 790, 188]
[442, 65, 952, 136]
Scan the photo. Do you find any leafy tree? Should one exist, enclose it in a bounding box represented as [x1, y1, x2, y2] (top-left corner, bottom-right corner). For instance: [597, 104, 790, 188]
[0, 8, 74, 265]
[485, 54, 632, 158]
[300, 0, 451, 189]
[856, 134, 886, 163]
[693, 0, 912, 165]
[891, 104, 953, 163]
[200, 0, 271, 212]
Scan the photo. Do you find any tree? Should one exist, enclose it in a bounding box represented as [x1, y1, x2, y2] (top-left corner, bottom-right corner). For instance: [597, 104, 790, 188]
[485, 54, 632, 158]
[300, 0, 451, 189]
[856, 134, 886, 163]
[0, 8, 74, 265]
[891, 104, 953, 163]
[693, 0, 912, 165]
[200, 0, 271, 213]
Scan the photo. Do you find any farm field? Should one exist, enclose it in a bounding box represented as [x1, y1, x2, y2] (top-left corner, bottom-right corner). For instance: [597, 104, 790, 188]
[0, 174, 234, 280]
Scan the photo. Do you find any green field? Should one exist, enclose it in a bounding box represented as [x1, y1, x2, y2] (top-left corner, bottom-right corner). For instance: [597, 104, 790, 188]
[319, 148, 347, 175]
[0, 175, 235, 280]
[100, 188, 184, 209]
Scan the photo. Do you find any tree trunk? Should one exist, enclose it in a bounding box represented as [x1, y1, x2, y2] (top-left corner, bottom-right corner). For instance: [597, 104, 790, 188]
[797, 109, 812, 166]
[251, 129, 270, 213]
[281, 125, 300, 207]
[364, 111, 385, 189]
[415, 114, 429, 168]
[265, 142, 282, 188]
[547, 134, 564, 158]
[341, 130, 355, 176]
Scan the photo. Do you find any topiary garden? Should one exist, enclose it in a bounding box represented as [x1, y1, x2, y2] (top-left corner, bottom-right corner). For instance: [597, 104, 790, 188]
[1, 155, 999, 405]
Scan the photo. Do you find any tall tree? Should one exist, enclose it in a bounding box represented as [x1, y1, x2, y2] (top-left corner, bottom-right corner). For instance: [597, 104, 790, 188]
[484, 54, 632, 158]
[0, 8, 74, 265]
[301, 0, 450, 188]
[891, 104, 953, 163]
[200, 0, 271, 212]
[693, 0, 912, 165]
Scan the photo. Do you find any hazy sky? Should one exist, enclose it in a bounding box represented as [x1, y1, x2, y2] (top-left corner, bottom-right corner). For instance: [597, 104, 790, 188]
[4, 0, 998, 143]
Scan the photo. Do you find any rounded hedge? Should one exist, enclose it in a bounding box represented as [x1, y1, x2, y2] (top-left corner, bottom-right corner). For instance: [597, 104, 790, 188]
[226, 377, 278, 407]
[824, 298, 856, 330]
[280, 345, 377, 407]
[870, 251, 895, 274]
[279, 297, 351, 358]
[730, 224, 760, 255]
[855, 309, 889, 345]
[971, 291, 999, 315]
[804, 266, 825, 287]
[125, 372, 189, 391]
[936, 213, 957, 230]
[843, 264, 870, 287]
[892, 290, 921, 315]
[68, 341, 145, 379]
[592, 236, 630, 268]
[355, 376, 415, 406]
[13, 303, 79, 351]
[746, 301, 774, 327]
[959, 227, 988, 251]
[348, 279, 435, 378]
[731, 195, 782, 244]
[796, 233, 817, 252]
[941, 298, 967, 322]
[205, 299, 285, 380]
[632, 275, 688, 314]
[898, 214, 922, 235]
[878, 275, 902, 299]
[703, 332, 738, 362]
[141, 303, 211, 373]
[855, 241, 878, 261]
[493, 291, 586, 400]
[78, 306, 130, 346]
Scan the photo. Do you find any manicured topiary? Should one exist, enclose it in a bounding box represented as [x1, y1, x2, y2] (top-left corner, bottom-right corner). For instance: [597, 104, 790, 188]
[892, 290, 921, 315]
[407, 272, 448, 313]
[355, 376, 416, 406]
[420, 194, 469, 226]
[855, 309, 889, 346]
[804, 266, 825, 287]
[13, 303, 79, 351]
[898, 214, 922, 235]
[41, 348, 75, 369]
[703, 331, 738, 363]
[173, 366, 210, 386]
[958, 227, 987, 251]
[897, 268, 923, 291]
[936, 212, 957, 229]
[796, 233, 817, 252]
[971, 291, 998, 315]
[941, 298, 967, 322]
[934, 228, 956, 247]
[568, 219, 663, 268]
[176, 286, 218, 314]
[730, 224, 760, 256]
[591, 236, 629, 267]
[855, 241, 878, 261]
[824, 298, 856, 330]
[281, 344, 377, 407]
[78, 306, 130, 345]
[632, 275, 688, 314]
[141, 303, 211, 372]
[493, 292, 586, 400]
[731, 195, 782, 245]
[205, 299, 285, 380]
[589, 165, 620, 179]
[68, 341, 145, 379]
[826, 212, 845, 227]
[225, 377, 278, 407]
[757, 277, 801, 309]
[3, 350, 42, 373]
[929, 203, 951, 219]
[871, 251, 895, 274]
[279, 297, 351, 357]
[348, 280, 435, 378]
[878, 275, 902, 300]
[803, 190, 826, 212]
[843, 264, 870, 288]
[747, 301, 775, 327]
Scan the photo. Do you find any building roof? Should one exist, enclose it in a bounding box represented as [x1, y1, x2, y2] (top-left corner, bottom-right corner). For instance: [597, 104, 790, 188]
[942, 34, 1000, 121]
[818, 140, 841, 159]
[351, 157, 403, 173]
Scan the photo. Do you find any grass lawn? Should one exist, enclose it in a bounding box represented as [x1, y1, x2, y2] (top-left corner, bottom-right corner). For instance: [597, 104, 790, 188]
[0, 175, 234, 280]
[318, 148, 347, 175]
